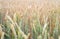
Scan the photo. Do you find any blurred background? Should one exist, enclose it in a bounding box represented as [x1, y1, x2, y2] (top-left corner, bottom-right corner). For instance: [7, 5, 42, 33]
[0, 0, 60, 39]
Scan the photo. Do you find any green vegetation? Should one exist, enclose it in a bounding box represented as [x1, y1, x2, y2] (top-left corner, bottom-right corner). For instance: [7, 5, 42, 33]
[0, 0, 60, 39]
[0, 8, 60, 39]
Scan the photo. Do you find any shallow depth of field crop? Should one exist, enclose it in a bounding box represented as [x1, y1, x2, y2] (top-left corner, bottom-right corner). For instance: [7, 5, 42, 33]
[0, 0, 60, 39]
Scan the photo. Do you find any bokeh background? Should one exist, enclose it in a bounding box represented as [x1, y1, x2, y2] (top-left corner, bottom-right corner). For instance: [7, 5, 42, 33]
[0, 0, 60, 39]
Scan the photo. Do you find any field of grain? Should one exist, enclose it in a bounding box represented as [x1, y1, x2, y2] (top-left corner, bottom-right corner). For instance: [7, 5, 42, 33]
[0, 0, 60, 39]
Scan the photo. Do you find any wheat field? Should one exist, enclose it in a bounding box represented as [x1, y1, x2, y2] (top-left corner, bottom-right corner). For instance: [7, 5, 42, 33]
[0, 0, 60, 39]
